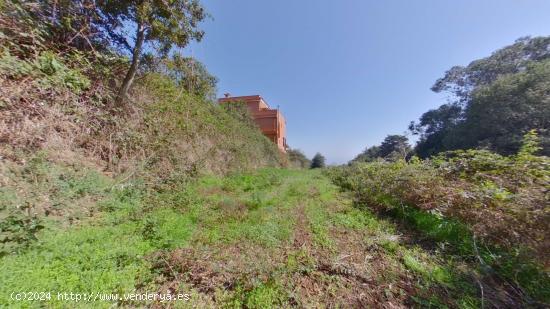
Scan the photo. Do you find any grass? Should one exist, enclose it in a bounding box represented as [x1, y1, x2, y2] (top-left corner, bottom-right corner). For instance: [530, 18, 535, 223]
[388, 203, 550, 302]
[0, 154, 198, 307]
[327, 159, 550, 306]
[0, 167, 487, 307]
[0, 196, 152, 307]
[0, 152, 115, 256]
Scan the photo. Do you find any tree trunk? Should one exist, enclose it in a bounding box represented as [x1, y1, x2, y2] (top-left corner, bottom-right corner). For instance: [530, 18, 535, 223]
[116, 23, 146, 105]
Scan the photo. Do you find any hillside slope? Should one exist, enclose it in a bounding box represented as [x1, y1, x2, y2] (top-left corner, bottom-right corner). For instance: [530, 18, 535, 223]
[0, 44, 284, 258]
[0, 4, 289, 306]
[0, 0, 288, 252]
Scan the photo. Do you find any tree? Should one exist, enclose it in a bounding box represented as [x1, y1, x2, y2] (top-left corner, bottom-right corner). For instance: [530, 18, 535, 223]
[163, 54, 217, 99]
[351, 145, 380, 163]
[310, 153, 326, 169]
[96, 0, 208, 104]
[451, 60, 550, 155]
[287, 149, 311, 169]
[350, 135, 411, 164]
[378, 135, 411, 161]
[13, 1, 208, 103]
[411, 36, 550, 157]
[4, 1, 108, 55]
[431, 36, 550, 103]
[409, 103, 463, 158]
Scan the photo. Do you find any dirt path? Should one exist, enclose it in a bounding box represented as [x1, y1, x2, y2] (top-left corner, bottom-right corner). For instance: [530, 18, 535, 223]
[150, 169, 479, 308]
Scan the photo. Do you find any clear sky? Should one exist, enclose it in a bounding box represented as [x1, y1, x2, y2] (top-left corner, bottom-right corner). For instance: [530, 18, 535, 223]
[185, 0, 550, 164]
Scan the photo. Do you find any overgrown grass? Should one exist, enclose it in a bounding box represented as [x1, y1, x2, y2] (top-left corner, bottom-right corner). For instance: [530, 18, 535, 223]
[1, 183, 145, 307]
[387, 203, 550, 305]
[135, 74, 284, 180]
[0, 151, 114, 255]
[1, 2, 284, 188]
[327, 141, 550, 305]
[0, 159, 200, 307]
[0, 187, 204, 308]
[1, 167, 489, 307]
[185, 169, 300, 247]
[227, 280, 289, 309]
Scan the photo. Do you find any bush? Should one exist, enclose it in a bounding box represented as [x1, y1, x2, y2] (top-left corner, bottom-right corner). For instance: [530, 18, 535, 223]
[0, 1, 282, 186]
[287, 148, 310, 168]
[310, 153, 326, 169]
[330, 153, 549, 261]
[327, 132, 550, 301]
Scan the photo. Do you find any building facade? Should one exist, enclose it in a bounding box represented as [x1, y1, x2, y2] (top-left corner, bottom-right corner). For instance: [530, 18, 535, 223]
[218, 95, 287, 152]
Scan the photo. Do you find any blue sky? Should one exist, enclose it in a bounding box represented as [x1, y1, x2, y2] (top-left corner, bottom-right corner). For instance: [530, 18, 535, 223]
[185, 0, 550, 164]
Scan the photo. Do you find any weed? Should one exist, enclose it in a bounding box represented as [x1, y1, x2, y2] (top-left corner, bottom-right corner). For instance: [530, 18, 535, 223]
[327, 140, 550, 304]
[228, 279, 288, 309]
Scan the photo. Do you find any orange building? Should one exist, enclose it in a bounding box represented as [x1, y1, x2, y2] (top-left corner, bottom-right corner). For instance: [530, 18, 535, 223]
[219, 94, 287, 152]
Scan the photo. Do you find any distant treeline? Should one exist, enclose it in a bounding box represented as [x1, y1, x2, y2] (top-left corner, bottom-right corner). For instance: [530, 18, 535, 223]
[353, 36, 550, 163]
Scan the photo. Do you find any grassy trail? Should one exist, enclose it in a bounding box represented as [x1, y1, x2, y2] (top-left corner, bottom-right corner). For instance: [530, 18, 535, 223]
[1, 168, 479, 308]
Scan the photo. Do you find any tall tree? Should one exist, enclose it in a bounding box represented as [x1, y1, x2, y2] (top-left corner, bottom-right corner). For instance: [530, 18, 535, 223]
[310, 153, 326, 169]
[351, 145, 381, 163]
[163, 54, 218, 99]
[95, 0, 208, 104]
[450, 60, 550, 155]
[411, 36, 550, 157]
[378, 135, 411, 161]
[351, 135, 411, 163]
[431, 36, 550, 103]
[409, 103, 462, 158]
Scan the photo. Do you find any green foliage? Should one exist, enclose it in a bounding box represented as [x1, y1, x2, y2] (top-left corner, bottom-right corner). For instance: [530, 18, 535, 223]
[0, 1, 48, 55]
[0, 165, 487, 307]
[242, 281, 287, 309]
[402, 253, 452, 286]
[221, 100, 260, 129]
[226, 279, 288, 309]
[35, 51, 91, 92]
[1, 0, 280, 184]
[517, 129, 543, 158]
[307, 202, 334, 249]
[0, 212, 43, 257]
[0, 177, 149, 307]
[99, 0, 207, 53]
[133, 74, 282, 180]
[0, 50, 90, 93]
[451, 60, 550, 155]
[0, 152, 112, 255]
[193, 169, 295, 247]
[409, 103, 462, 158]
[0, 50, 33, 76]
[310, 152, 326, 169]
[0, 224, 153, 307]
[158, 53, 218, 99]
[351, 145, 381, 163]
[432, 36, 550, 98]
[352, 135, 411, 163]
[101, 0, 208, 101]
[287, 148, 311, 168]
[0, 168, 202, 307]
[411, 36, 550, 157]
[378, 135, 411, 160]
[328, 141, 550, 303]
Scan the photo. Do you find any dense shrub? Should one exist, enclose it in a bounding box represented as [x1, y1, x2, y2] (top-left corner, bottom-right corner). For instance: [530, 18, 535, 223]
[287, 149, 311, 169]
[328, 132, 550, 302]
[329, 131, 549, 265]
[310, 153, 326, 169]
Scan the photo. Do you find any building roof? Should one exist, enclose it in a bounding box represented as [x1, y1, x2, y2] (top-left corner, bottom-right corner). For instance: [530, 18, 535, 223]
[218, 95, 272, 109]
